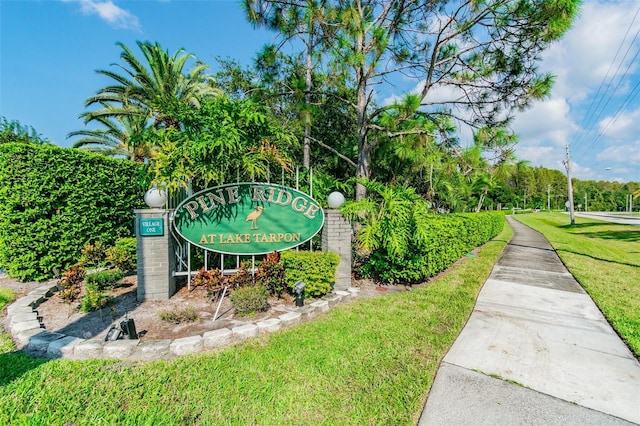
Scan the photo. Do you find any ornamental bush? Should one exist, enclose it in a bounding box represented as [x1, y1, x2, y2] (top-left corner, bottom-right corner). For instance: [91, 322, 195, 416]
[0, 143, 146, 281]
[85, 269, 124, 290]
[79, 284, 113, 313]
[280, 250, 340, 298]
[230, 285, 269, 316]
[105, 238, 137, 273]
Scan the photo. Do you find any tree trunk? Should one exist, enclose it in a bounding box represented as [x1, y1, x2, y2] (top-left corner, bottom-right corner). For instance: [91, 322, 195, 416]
[355, 40, 369, 201]
[475, 190, 486, 213]
[303, 32, 313, 169]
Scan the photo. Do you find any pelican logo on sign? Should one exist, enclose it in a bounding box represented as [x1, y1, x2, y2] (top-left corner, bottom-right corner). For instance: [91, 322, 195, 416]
[173, 183, 325, 255]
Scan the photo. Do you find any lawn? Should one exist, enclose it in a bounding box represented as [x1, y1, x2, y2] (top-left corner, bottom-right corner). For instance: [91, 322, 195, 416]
[513, 212, 640, 356]
[0, 224, 512, 425]
[0, 289, 15, 353]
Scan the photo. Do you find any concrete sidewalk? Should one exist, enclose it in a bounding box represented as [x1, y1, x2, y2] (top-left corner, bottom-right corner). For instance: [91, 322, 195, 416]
[418, 216, 640, 425]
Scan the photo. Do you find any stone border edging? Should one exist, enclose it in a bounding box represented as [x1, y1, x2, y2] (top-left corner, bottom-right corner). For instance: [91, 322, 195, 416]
[3, 283, 361, 361]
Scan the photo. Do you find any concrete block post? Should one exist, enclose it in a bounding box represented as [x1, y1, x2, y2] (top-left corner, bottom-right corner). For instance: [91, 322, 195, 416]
[135, 209, 176, 301]
[321, 209, 352, 291]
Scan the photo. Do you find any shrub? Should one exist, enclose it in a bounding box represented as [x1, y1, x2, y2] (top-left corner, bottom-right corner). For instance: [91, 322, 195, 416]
[80, 241, 107, 267]
[256, 251, 286, 298]
[85, 269, 123, 290]
[190, 267, 226, 298]
[0, 143, 146, 282]
[79, 284, 113, 312]
[281, 251, 339, 298]
[226, 261, 254, 289]
[158, 307, 199, 324]
[342, 180, 505, 284]
[57, 265, 85, 305]
[106, 238, 137, 273]
[230, 285, 269, 316]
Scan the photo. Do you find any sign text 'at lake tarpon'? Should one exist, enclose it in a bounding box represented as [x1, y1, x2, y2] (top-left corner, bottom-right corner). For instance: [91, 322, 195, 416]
[173, 183, 325, 255]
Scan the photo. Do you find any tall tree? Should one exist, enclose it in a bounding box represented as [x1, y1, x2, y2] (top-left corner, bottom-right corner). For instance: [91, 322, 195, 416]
[80, 41, 220, 130]
[147, 96, 297, 192]
[69, 113, 152, 162]
[246, 0, 581, 200]
[245, 0, 329, 168]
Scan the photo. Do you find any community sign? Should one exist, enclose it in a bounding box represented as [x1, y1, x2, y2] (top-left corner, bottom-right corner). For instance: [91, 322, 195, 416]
[173, 182, 325, 255]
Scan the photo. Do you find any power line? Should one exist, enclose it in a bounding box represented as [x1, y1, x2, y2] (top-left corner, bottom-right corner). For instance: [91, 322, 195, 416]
[581, 71, 640, 159]
[574, 5, 640, 149]
[572, 5, 640, 162]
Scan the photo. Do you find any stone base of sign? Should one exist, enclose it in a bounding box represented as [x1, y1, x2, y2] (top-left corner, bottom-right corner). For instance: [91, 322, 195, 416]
[135, 209, 176, 301]
[321, 209, 352, 290]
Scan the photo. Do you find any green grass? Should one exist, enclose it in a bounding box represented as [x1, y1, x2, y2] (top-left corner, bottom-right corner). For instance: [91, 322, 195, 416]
[0, 288, 16, 353]
[513, 212, 640, 356]
[0, 224, 512, 425]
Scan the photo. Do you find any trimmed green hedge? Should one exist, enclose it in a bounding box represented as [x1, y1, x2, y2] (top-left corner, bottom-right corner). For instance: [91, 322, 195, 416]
[0, 143, 146, 281]
[281, 250, 340, 298]
[361, 212, 505, 284]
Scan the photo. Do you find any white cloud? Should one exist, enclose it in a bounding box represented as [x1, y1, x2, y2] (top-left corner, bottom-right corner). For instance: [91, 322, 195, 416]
[516, 145, 557, 167]
[541, 0, 640, 102]
[597, 140, 640, 165]
[62, 0, 141, 32]
[512, 1, 640, 183]
[597, 108, 640, 140]
[512, 97, 578, 147]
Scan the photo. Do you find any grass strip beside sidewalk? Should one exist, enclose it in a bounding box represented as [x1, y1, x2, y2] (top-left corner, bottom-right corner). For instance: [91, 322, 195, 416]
[0, 223, 512, 425]
[513, 212, 640, 357]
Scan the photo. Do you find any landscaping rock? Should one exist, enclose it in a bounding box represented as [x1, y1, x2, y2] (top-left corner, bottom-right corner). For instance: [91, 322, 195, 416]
[47, 336, 82, 358]
[13, 295, 44, 308]
[103, 340, 138, 359]
[322, 294, 341, 308]
[26, 331, 65, 353]
[278, 311, 301, 326]
[9, 312, 39, 325]
[257, 318, 281, 334]
[334, 290, 350, 300]
[170, 335, 203, 356]
[203, 328, 233, 348]
[74, 340, 104, 360]
[11, 319, 42, 334]
[310, 300, 330, 312]
[131, 339, 172, 360]
[232, 324, 259, 340]
[7, 304, 36, 316]
[298, 305, 318, 319]
[14, 328, 45, 347]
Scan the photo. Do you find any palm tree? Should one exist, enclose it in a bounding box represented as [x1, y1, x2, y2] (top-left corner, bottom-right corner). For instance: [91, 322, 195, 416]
[68, 113, 152, 162]
[81, 41, 220, 130]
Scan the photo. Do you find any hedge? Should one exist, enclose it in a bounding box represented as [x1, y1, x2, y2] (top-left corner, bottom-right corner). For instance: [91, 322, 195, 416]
[281, 250, 340, 298]
[361, 212, 505, 284]
[0, 143, 146, 281]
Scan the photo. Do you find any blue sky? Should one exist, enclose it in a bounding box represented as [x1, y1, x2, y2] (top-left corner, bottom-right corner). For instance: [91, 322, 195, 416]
[1, 0, 639, 184]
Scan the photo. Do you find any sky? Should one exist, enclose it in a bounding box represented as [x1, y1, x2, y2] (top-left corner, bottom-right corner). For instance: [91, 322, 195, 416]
[1, 0, 639, 184]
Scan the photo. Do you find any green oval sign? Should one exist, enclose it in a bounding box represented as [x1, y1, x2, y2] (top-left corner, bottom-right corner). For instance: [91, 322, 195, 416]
[173, 183, 325, 255]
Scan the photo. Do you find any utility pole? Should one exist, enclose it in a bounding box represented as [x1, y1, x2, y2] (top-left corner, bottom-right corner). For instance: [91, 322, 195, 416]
[547, 184, 551, 211]
[563, 145, 575, 225]
[585, 193, 588, 212]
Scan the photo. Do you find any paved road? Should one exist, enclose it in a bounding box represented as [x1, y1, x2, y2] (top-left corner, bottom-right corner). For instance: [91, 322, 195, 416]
[574, 212, 640, 226]
[418, 216, 640, 425]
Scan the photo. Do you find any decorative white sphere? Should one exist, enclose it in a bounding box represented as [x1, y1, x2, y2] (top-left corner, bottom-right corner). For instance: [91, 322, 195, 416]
[327, 191, 345, 208]
[144, 186, 167, 208]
